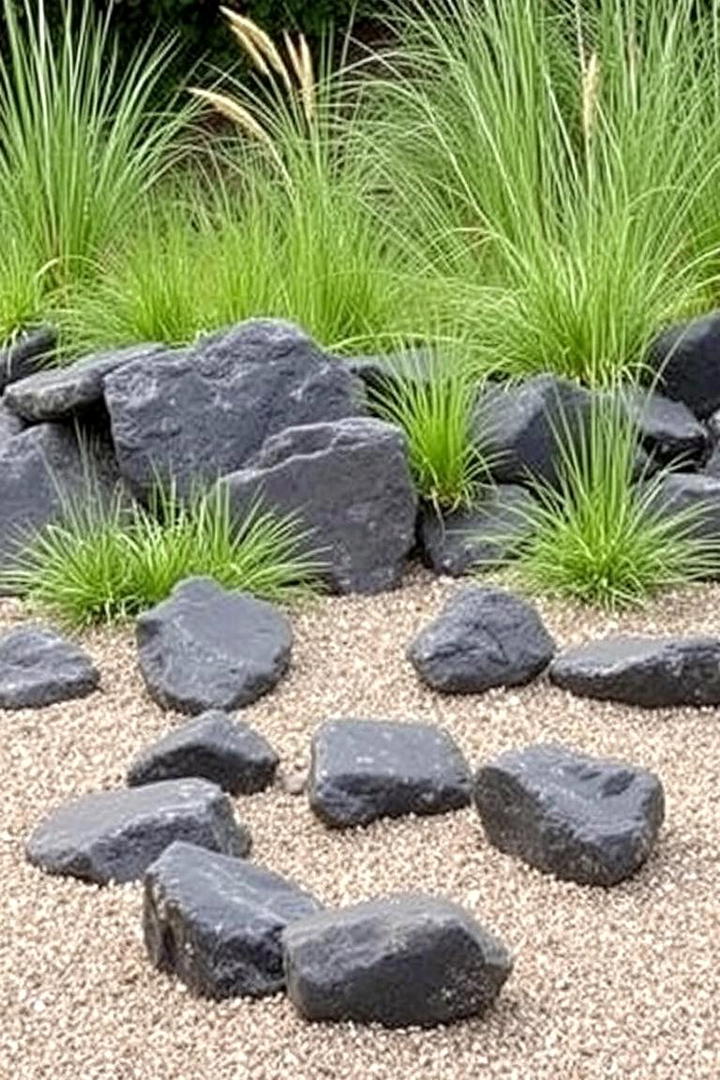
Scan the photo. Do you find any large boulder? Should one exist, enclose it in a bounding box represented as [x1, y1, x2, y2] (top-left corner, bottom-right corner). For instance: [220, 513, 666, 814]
[308, 718, 472, 828]
[0, 625, 99, 708]
[0, 326, 56, 393]
[221, 418, 418, 594]
[650, 473, 720, 541]
[616, 387, 708, 466]
[474, 744, 664, 885]
[282, 894, 513, 1027]
[646, 311, 720, 419]
[104, 319, 365, 500]
[136, 577, 292, 714]
[549, 634, 720, 707]
[25, 778, 251, 884]
[407, 586, 555, 694]
[144, 841, 321, 999]
[417, 485, 535, 576]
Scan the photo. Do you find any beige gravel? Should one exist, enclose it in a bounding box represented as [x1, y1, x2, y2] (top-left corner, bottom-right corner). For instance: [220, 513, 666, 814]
[1, 569, 719, 1080]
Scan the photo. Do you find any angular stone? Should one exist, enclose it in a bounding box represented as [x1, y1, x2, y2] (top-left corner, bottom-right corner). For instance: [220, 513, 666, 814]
[0, 625, 99, 709]
[647, 472, 720, 541]
[474, 744, 664, 885]
[127, 710, 279, 794]
[136, 577, 292, 714]
[617, 387, 708, 465]
[408, 586, 555, 694]
[646, 311, 720, 418]
[283, 894, 513, 1027]
[417, 485, 535, 576]
[0, 326, 56, 393]
[144, 841, 321, 999]
[104, 319, 364, 500]
[222, 418, 417, 594]
[309, 718, 472, 828]
[0, 398, 26, 446]
[549, 634, 720, 707]
[25, 778, 250, 884]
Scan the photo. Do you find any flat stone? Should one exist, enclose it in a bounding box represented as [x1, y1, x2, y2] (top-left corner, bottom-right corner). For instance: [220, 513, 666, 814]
[308, 718, 472, 828]
[283, 894, 513, 1027]
[407, 586, 555, 693]
[474, 743, 664, 885]
[549, 634, 720, 707]
[144, 841, 321, 999]
[25, 778, 251, 884]
[0, 625, 99, 708]
[417, 485, 535, 576]
[0, 326, 56, 392]
[646, 311, 720, 418]
[136, 577, 292, 714]
[127, 710, 279, 794]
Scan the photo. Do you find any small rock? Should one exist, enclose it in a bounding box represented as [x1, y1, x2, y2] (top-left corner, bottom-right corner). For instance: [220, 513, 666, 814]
[281, 768, 307, 796]
[0, 625, 99, 708]
[0, 326, 56, 392]
[646, 311, 720, 418]
[417, 485, 535, 576]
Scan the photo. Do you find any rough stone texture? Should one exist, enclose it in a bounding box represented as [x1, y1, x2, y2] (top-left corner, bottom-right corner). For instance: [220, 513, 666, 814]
[0, 625, 99, 708]
[703, 442, 720, 477]
[474, 743, 665, 885]
[222, 418, 418, 594]
[25, 779, 250, 885]
[308, 718, 472, 828]
[4, 343, 165, 422]
[144, 841, 321, 999]
[0, 398, 26, 446]
[549, 634, 720, 707]
[0, 326, 56, 393]
[104, 319, 364, 499]
[646, 311, 720, 419]
[127, 710, 279, 794]
[417, 485, 535, 576]
[617, 387, 708, 465]
[408, 585, 555, 693]
[649, 472, 720, 541]
[283, 893, 513, 1027]
[136, 577, 292, 714]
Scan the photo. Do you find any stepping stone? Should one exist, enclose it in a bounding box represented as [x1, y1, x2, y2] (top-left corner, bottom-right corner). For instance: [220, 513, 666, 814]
[646, 310, 720, 418]
[474, 744, 664, 885]
[407, 586, 555, 694]
[283, 894, 513, 1027]
[309, 718, 472, 828]
[127, 710, 279, 794]
[549, 635, 720, 707]
[417, 485, 535, 576]
[0, 625, 99, 709]
[25, 778, 251, 884]
[0, 325, 55, 393]
[144, 841, 321, 999]
[136, 577, 292, 714]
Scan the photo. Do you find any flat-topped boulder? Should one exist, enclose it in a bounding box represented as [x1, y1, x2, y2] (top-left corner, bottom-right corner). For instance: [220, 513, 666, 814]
[282, 893, 513, 1027]
[646, 311, 720, 418]
[549, 635, 720, 707]
[417, 485, 535, 576]
[136, 577, 292, 714]
[25, 778, 250, 884]
[308, 718, 472, 828]
[144, 841, 321, 999]
[0, 625, 99, 708]
[474, 744, 664, 885]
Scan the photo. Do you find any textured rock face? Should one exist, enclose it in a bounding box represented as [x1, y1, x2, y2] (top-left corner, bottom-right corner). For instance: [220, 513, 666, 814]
[136, 577, 293, 714]
[616, 387, 708, 465]
[127, 710, 279, 794]
[474, 744, 664, 885]
[144, 841, 321, 999]
[0, 399, 26, 445]
[25, 779, 251, 884]
[417, 485, 535, 576]
[407, 586, 555, 694]
[0, 326, 56, 393]
[282, 894, 513, 1027]
[650, 472, 720, 542]
[222, 418, 418, 594]
[104, 319, 364, 499]
[308, 718, 472, 828]
[549, 635, 720, 707]
[0, 626, 99, 708]
[647, 311, 720, 418]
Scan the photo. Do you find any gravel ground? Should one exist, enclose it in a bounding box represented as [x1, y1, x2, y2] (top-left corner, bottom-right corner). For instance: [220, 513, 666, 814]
[1, 570, 719, 1080]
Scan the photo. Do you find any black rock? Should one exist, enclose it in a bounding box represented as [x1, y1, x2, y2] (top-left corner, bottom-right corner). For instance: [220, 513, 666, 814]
[308, 718, 472, 828]
[616, 387, 708, 466]
[0, 625, 99, 708]
[144, 841, 321, 999]
[650, 472, 720, 542]
[346, 347, 435, 398]
[221, 417, 417, 594]
[127, 710, 279, 794]
[549, 634, 720, 707]
[282, 893, 513, 1027]
[0, 326, 56, 393]
[474, 743, 664, 885]
[136, 577, 292, 714]
[407, 586, 555, 694]
[646, 311, 720, 418]
[25, 778, 251, 884]
[417, 485, 535, 576]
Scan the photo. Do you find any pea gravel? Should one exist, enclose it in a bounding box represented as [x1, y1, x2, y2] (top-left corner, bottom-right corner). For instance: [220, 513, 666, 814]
[1, 571, 719, 1080]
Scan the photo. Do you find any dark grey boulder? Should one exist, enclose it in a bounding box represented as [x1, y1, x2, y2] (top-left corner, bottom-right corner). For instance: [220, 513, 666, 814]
[144, 841, 321, 999]
[283, 893, 513, 1027]
[648, 473, 720, 542]
[418, 485, 535, 576]
[407, 586, 555, 694]
[0, 625, 99, 709]
[0, 399, 26, 446]
[616, 387, 708, 466]
[308, 718, 472, 828]
[0, 326, 55, 393]
[474, 743, 664, 885]
[549, 635, 720, 707]
[136, 577, 292, 714]
[221, 418, 417, 594]
[646, 311, 720, 418]
[346, 347, 435, 398]
[25, 778, 250, 884]
[704, 443, 720, 477]
[104, 319, 364, 500]
[127, 710, 279, 794]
